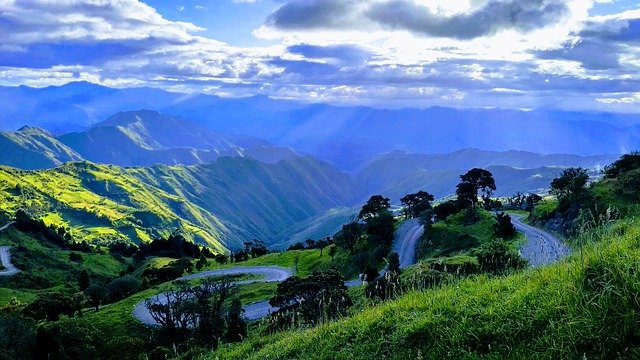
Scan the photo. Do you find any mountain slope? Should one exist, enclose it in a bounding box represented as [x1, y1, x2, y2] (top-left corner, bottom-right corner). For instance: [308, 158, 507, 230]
[0, 126, 84, 170]
[0, 157, 358, 251]
[58, 110, 297, 167]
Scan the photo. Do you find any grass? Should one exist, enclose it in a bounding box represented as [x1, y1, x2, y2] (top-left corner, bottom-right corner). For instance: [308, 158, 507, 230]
[418, 210, 499, 259]
[0, 228, 127, 295]
[206, 214, 640, 360]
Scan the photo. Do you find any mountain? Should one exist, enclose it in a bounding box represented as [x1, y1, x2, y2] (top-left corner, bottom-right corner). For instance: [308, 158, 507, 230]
[1, 83, 639, 171]
[0, 156, 359, 251]
[356, 149, 615, 201]
[0, 126, 84, 169]
[57, 110, 298, 167]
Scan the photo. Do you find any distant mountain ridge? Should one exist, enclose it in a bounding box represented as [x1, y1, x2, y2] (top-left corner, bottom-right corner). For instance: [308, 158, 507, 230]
[0, 110, 300, 169]
[356, 149, 616, 201]
[0, 82, 638, 171]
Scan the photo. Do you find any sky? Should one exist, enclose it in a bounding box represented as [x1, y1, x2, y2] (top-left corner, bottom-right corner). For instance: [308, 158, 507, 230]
[0, 0, 639, 112]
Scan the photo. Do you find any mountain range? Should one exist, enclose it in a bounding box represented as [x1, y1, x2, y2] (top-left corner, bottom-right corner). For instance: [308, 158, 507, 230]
[1, 82, 638, 171]
[0, 110, 299, 170]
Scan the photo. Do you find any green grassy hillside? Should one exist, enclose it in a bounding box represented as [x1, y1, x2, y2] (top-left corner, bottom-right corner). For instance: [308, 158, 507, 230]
[206, 214, 640, 360]
[0, 156, 358, 251]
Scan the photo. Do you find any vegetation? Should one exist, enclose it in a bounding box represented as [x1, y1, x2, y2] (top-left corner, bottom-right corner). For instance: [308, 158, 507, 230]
[204, 153, 640, 359]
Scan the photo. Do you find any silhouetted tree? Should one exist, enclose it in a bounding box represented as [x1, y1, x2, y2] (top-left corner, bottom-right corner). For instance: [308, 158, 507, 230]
[388, 252, 400, 273]
[84, 285, 108, 311]
[328, 245, 337, 261]
[494, 212, 516, 239]
[335, 219, 362, 253]
[225, 298, 247, 343]
[456, 168, 496, 220]
[78, 269, 90, 291]
[400, 191, 435, 219]
[550, 167, 588, 199]
[358, 195, 391, 220]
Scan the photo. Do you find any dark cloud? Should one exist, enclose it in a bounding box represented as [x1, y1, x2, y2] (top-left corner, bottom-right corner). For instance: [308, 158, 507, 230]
[266, 0, 358, 30]
[368, 0, 569, 39]
[266, 0, 570, 39]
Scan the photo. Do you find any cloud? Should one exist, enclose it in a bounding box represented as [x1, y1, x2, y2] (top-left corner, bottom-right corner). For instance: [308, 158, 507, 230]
[266, 0, 572, 39]
[367, 0, 570, 39]
[0, 0, 639, 113]
[533, 14, 640, 70]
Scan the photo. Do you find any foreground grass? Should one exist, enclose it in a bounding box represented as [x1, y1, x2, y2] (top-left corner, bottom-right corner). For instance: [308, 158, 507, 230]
[207, 217, 640, 360]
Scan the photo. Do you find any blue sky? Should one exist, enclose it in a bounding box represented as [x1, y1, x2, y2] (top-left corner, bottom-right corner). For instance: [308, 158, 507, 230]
[0, 0, 639, 112]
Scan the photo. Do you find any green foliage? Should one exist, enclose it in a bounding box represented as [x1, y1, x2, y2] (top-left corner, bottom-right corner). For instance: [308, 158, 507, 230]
[266, 270, 352, 332]
[471, 240, 527, 275]
[603, 151, 640, 179]
[433, 200, 461, 222]
[456, 168, 497, 213]
[0, 315, 36, 360]
[493, 212, 516, 239]
[550, 167, 588, 198]
[226, 298, 247, 343]
[418, 209, 496, 259]
[400, 190, 434, 219]
[358, 195, 390, 220]
[209, 213, 640, 359]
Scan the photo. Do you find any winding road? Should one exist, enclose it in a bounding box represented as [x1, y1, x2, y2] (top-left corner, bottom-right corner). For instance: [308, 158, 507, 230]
[0, 222, 20, 276]
[511, 215, 570, 267]
[133, 219, 425, 324]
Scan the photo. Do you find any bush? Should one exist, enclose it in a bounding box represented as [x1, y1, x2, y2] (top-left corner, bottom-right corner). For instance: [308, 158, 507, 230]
[471, 240, 527, 275]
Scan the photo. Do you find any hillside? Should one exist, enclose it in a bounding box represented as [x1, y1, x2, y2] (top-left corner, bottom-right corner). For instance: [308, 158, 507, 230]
[206, 167, 640, 359]
[0, 126, 84, 170]
[0, 156, 359, 251]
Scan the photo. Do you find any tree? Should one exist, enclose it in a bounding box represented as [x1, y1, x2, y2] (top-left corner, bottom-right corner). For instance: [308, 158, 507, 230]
[195, 254, 208, 271]
[524, 193, 543, 211]
[106, 276, 141, 302]
[214, 254, 228, 265]
[225, 298, 246, 343]
[493, 212, 516, 239]
[328, 245, 337, 261]
[400, 191, 435, 219]
[78, 269, 90, 291]
[358, 195, 391, 220]
[22, 293, 75, 321]
[550, 167, 588, 198]
[387, 252, 400, 273]
[456, 168, 496, 220]
[603, 152, 640, 179]
[146, 279, 234, 349]
[364, 210, 395, 250]
[318, 238, 329, 256]
[84, 285, 108, 311]
[433, 200, 461, 222]
[269, 270, 352, 328]
[0, 315, 36, 360]
[335, 219, 362, 253]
